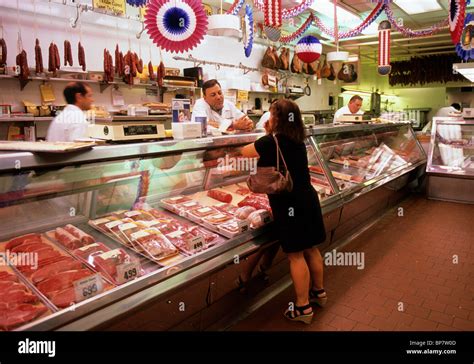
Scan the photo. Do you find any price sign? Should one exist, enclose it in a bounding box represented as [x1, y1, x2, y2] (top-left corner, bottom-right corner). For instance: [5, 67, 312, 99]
[259, 210, 271, 224]
[237, 90, 249, 102]
[74, 274, 104, 303]
[237, 219, 249, 233]
[185, 235, 205, 252]
[93, 0, 126, 15]
[116, 261, 141, 284]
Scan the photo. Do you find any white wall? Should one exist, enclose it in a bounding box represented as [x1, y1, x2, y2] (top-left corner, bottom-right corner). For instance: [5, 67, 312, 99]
[0, 0, 340, 115]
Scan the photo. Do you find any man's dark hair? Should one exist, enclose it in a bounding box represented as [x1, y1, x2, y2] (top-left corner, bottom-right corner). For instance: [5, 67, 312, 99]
[349, 95, 363, 103]
[202, 79, 221, 96]
[451, 103, 461, 111]
[63, 82, 89, 105]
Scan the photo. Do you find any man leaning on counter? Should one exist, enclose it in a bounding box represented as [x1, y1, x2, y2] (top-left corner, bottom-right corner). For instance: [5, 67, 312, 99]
[191, 79, 254, 134]
[333, 95, 364, 124]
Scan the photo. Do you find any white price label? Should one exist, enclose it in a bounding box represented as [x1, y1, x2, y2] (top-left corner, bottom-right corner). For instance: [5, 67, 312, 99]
[259, 211, 271, 224]
[237, 219, 250, 233]
[116, 261, 141, 284]
[105, 220, 122, 229]
[73, 274, 104, 303]
[186, 235, 205, 252]
[125, 211, 141, 217]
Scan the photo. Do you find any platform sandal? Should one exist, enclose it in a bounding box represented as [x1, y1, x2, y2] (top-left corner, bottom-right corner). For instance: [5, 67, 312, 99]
[283, 304, 313, 324]
[309, 288, 327, 307]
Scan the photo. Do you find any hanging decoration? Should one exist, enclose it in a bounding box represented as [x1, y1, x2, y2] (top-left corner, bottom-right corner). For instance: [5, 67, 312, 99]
[384, 4, 448, 38]
[264, 0, 282, 28]
[280, 14, 314, 43]
[127, 0, 148, 7]
[253, 0, 314, 19]
[208, 0, 241, 37]
[144, 0, 208, 53]
[377, 20, 391, 75]
[264, 26, 281, 42]
[227, 0, 245, 16]
[243, 4, 254, 57]
[449, 0, 467, 44]
[295, 35, 322, 63]
[326, 0, 348, 81]
[455, 13, 474, 60]
[312, 2, 383, 39]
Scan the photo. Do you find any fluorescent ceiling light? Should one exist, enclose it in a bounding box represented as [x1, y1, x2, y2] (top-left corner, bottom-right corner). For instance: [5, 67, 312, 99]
[393, 0, 442, 15]
[311, 0, 360, 23]
[453, 63, 474, 82]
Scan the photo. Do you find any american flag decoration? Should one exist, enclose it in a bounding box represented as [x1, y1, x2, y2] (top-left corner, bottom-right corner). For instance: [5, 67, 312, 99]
[264, 0, 282, 28]
[378, 20, 392, 76]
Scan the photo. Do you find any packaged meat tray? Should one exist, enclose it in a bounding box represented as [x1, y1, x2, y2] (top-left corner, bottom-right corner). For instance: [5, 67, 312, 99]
[0, 266, 51, 331]
[128, 228, 179, 262]
[160, 195, 194, 212]
[91, 248, 142, 285]
[112, 209, 156, 222]
[237, 194, 271, 212]
[1, 233, 110, 310]
[186, 206, 219, 222]
[217, 218, 251, 238]
[54, 225, 96, 250]
[174, 200, 202, 215]
[165, 225, 222, 255]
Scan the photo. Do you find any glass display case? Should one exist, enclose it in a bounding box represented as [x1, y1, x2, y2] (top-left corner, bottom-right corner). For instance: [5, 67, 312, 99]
[0, 123, 426, 331]
[426, 118, 474, 203]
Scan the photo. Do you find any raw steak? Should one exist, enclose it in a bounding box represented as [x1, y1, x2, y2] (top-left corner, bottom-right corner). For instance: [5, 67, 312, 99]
[31, 259, 83, 284]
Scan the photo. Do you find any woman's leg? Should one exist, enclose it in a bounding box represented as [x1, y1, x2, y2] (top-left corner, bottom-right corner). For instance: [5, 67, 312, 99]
[287, 251, 311, 312]
[304, 247, 324, 290]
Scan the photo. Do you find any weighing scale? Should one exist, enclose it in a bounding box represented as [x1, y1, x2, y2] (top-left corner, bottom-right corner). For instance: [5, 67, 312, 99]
[88, 116, 167, 141]
[337, 114, 370, 123]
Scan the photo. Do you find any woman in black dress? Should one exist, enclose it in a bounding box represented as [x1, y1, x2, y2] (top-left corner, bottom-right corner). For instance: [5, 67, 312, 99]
[241, 99, 327, 324]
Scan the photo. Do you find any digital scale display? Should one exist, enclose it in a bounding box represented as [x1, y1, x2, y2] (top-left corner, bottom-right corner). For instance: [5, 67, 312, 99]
[123, 125, 158, 136]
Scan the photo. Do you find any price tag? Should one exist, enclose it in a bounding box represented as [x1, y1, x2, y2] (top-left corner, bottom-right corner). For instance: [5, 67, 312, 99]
[74, 274, 104, 303]
[259, 210, 271, 224]
[125, 210, 141, 218]
[185, 235, 205, 252]
[237, 219, 250, 233]
[116, 260, 141, 284]
[105, 220, 122, 229]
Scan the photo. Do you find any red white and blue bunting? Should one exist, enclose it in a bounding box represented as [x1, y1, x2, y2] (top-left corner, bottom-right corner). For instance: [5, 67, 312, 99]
[253, 0, 314, 19]
[228, 0, 245, 16]
[144, 0, 208, 53]
[243, 4, 254, 57]
[449, 0, 467, 44]
[127, 0, 148, 7]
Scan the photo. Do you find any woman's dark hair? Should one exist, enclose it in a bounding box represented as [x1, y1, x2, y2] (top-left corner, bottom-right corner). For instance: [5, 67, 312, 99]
[63, 82, 89, 104]
[202, 79, 221, 96]
[270, 99, 305, 143]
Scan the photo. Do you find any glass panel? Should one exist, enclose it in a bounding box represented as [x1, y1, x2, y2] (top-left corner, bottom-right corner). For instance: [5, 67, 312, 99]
[305, 139, 336, 200]
[315, 125, 425, 192]
[429, 119, 474, 175]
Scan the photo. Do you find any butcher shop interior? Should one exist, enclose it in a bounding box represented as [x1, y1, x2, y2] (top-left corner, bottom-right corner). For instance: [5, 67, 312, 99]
[0, 0, 473, 354]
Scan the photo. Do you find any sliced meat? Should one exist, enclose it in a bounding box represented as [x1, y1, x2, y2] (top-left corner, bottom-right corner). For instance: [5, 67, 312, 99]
[0, 289, 38, 304]
[6, 233, 41, 250]
[64, 224, 95, 245]
[0, 304, 47, 330]
[11, 242, 53, 253]
[72, 242, 110, 261]
[0, 281, 26, 294]
[0, 272, 18, 282]
[37, 269, 92, 296]
[31, 259, 83, 285]
[50, 287, 76, 308]
[55, 227, 81, 249]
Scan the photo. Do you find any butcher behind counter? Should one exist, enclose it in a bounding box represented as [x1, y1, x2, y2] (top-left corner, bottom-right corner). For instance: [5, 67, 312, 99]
[190, 79, 254, 134]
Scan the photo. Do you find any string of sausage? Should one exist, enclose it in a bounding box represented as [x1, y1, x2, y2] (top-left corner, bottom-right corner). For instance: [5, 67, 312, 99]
[78, 42, 86, 71]
[35, 39, 43, 74]
[0, 38, 6, 65]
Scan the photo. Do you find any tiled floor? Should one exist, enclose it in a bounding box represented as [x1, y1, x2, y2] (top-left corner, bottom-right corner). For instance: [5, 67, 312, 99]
[230, 196, 474, 331]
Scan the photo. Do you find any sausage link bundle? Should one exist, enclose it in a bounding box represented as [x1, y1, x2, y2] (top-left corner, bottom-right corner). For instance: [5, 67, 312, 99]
[78, 42, 86, 71]
[35, 39, 44, 74]
[53, 43, 60, 71]
[157, 61, 165, 87]
[148, 61, 154, 81]
[103, 49, 114, 83]
[0, 38, 7, 65]
[16, 50, 30, 81]
[64, 40, 73, 66]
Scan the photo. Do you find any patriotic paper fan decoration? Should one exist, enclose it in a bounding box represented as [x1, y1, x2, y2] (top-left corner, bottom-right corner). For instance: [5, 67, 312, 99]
[144, 0, 208, 53]
[127, 0, 148, 7]
[264, 26, 281, 42]
[449, 0, 467, 44]
[456, 13, 474, 60]
[243, 4, 254, 57]
[295, 35, 322, 63]
[378, 21, 392, 75]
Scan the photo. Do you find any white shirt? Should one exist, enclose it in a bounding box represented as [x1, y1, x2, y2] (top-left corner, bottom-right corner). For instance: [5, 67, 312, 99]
[256, 111, 270, 129]
[191, 98, 244, 133]
[333, 105, 364, 124]
[46, 104, 89, 142]
[422, 106, 462, 133]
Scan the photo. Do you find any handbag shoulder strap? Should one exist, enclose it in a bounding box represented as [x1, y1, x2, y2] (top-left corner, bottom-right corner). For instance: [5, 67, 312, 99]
[272, 134, 289, 172]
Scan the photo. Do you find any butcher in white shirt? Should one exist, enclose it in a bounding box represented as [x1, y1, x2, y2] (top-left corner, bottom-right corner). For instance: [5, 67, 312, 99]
[333, 95, 364, 124]
[46, 82, 94, 142]
[191, 79, 254, 134]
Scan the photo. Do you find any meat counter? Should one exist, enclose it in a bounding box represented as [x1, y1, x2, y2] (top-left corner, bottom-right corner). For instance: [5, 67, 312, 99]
[426, 117, 474, 203]
[0, 123, 426, 331]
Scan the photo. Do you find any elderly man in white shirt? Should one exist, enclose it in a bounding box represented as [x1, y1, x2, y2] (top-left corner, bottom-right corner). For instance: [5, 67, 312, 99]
[46, 82, 94, 142]
[191, 79, 254, 134]
[333, 95, 364, 124]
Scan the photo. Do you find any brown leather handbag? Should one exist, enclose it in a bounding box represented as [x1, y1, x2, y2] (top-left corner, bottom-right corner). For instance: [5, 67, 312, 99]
[247, 135, 293, 194]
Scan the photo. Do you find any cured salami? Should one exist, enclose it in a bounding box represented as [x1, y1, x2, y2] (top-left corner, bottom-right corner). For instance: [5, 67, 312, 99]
[207, 189, 232, 203]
